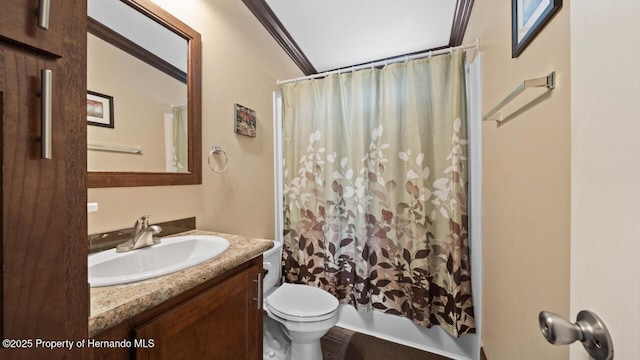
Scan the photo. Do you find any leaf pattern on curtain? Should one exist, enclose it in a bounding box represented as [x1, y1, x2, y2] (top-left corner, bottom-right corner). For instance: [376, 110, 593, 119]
[281, 50, 475, 337]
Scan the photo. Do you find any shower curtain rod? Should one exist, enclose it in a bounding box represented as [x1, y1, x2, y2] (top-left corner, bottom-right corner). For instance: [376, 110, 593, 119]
[276, 40, 479, 85]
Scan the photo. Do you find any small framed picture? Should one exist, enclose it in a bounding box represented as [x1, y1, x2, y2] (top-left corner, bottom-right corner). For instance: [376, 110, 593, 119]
[512, 0, 562, 58]
[234, 103, 256, 137]
[87, 91, 114, 128]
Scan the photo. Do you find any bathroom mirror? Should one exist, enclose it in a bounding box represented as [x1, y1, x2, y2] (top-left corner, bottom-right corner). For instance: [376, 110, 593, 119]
[87, 0, 201, 187]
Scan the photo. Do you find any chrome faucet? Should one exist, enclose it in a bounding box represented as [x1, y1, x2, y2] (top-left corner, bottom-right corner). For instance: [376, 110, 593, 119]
[116, 215, 163, 252]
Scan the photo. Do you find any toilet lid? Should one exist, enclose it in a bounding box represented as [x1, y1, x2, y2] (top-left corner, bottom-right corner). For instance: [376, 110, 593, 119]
[266, 283, 339, 320]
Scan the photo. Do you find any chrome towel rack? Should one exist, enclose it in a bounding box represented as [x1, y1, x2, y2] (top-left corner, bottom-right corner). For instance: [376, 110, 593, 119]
[483, 71, 555, 123]
[208, 145, 229, 173]
[88, 143, 143, 155]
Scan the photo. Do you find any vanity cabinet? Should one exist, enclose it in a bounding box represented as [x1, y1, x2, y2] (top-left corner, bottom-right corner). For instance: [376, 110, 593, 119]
[91, 257, 263, 360]
[0, 0, 87, 359]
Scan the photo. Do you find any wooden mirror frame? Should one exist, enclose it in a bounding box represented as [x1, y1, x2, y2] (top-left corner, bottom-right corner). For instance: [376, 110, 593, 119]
[87, 0, 202, 188]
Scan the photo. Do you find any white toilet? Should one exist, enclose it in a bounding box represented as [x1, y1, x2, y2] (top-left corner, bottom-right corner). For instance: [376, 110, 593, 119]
[262, 241, 339, 360]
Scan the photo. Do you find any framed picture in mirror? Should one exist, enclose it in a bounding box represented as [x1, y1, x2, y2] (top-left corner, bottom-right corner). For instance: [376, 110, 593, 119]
[512, 0, 562, 58]
[87, 90, 114, 128]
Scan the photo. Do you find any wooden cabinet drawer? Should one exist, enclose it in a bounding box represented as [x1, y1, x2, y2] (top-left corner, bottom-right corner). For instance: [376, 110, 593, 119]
[0, 0, 65, 56]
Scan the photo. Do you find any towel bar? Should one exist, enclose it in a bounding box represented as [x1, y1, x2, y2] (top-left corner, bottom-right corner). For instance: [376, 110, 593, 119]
[483, 71, 555, 122]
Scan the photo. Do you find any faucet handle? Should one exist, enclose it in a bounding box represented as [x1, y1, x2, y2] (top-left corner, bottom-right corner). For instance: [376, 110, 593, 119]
[148, 225, 162, 234]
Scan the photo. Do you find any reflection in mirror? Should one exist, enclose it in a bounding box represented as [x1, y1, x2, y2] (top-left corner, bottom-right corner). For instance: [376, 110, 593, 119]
[87, 32, 188, 172]
[87, 0, 201, 187]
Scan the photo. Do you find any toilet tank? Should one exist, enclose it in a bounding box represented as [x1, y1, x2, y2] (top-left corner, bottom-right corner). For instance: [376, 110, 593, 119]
[262, 241, 283, 295]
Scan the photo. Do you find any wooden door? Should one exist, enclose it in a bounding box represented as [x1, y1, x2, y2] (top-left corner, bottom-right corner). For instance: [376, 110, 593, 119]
[0, 0, 64, 56]
[135, 261, 263, 360]
[0, 45, 70, 359]
[0, 44, 66, 335]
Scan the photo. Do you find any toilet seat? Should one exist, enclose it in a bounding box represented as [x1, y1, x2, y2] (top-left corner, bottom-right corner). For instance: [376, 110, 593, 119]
[266, 283, 339, 322]
[266, 304, 338, 322]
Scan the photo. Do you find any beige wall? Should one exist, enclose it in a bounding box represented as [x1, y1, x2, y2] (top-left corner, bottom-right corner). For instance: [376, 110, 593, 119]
[464, 2, 570, 360]
[88, 0, 302, 236]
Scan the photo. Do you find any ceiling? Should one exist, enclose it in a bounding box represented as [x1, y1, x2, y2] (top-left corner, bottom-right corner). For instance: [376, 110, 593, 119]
[243, 0, 474, 75]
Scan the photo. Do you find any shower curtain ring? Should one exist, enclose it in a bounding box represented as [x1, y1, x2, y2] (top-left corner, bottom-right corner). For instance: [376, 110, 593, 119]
[208, 145, 229, 173]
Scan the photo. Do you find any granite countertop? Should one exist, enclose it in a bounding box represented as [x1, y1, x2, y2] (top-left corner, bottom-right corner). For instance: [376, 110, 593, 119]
[89, 230, 273, 337]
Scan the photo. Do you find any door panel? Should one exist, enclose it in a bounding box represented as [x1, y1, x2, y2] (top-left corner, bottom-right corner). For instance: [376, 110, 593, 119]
[570, 1, 640, 359]
[0, 46, 67, 344]
[134, 262, 262, 360]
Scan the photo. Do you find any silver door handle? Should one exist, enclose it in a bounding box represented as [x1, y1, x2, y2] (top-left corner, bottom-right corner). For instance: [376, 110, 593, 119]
[539, 310, 613, 360]
[38, 0, 51, 29]
[41, 69, 52, 159]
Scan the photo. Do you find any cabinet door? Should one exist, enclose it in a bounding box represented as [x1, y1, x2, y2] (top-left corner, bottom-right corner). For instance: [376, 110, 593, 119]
[0, 0, 64, 56]
[0, 46, 67, 348]
[135, 261, 263, 360]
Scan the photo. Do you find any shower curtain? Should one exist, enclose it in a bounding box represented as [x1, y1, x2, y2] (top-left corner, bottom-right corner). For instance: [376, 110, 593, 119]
[172, 105, 188, 172]
[280, 50, 475, 337]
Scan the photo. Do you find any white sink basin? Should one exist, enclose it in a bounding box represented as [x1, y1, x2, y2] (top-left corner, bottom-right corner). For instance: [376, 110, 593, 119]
[88, 235, 230, 287]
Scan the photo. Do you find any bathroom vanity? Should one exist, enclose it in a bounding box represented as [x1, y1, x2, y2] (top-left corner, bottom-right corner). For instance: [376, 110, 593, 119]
[89, 231, 272, 359]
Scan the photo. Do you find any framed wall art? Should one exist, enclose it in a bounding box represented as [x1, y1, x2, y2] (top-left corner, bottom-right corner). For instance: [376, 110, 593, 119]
[512, 0, 562, 58]
[234, 103, 256, 137]
[87, 91, 115, 128]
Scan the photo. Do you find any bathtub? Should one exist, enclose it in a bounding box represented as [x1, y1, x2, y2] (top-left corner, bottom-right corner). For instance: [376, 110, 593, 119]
[336, 305, 479, 360]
